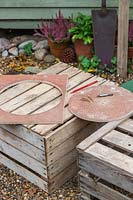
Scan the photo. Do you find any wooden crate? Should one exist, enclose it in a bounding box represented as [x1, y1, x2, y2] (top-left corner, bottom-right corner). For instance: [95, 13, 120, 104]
[0, 62, 110, 193]
[77, 115, 133, 200]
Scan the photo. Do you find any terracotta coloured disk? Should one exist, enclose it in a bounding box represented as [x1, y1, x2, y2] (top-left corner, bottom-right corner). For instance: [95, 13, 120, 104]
[0, 74, 68, 124]
[69, 85, 133, 122]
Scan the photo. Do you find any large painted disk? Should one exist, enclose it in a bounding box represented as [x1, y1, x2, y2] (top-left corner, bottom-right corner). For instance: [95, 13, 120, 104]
[69, 85, 133, 122]
[0, 74, 68, 124]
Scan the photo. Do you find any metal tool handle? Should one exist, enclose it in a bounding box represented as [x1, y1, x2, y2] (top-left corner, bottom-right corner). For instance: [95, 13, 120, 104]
[102, 0, 107, 14]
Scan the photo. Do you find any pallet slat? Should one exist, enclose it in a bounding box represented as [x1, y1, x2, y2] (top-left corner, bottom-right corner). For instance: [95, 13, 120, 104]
[0, 127, 45, 163]
[32, 76, 104, 135]
[0, 124, 44, 150]
[118, 119, 133, 135]
[80, 171, 131, 200]
[79, 148, 133, 193]
[102, 130, 133, 153]
[0, 139, 47, 178]
[47, 123, 103, 165]
[0, 153, 48, 191]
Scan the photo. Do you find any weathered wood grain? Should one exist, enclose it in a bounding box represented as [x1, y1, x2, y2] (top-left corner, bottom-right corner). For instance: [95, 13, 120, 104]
[48, 149, 77, 179]
[49, 162, 77, 193]
[80, 171, 131, 200]
[0, 124, 44, 150]
[118, 118, 133, 135]
[0, 139, 47, 178]
[102, 130, 133, 153]
[77, 112, 133, 151]
[31, 76, 104, 135]
[79, 145, 133, 193]
[0, 127, 45, 163]
[47, 122, 103, 165]
[117, 0, 130, 77]
[0, 153, 48, 191]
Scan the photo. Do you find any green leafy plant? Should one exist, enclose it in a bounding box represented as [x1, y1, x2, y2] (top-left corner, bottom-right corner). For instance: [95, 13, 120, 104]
[23, 42, 33, 56]
[78, 55, 101, 72]
[107, 56, 117, 74]
[69, 13, 93, 45]
[106, 56, 133, 74]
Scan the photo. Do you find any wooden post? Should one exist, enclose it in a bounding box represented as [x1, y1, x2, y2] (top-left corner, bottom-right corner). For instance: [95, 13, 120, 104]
[117, 0, 130, 78]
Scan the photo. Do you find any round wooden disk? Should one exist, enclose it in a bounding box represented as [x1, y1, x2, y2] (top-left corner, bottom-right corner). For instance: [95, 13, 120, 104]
[69, 85, 133, 122]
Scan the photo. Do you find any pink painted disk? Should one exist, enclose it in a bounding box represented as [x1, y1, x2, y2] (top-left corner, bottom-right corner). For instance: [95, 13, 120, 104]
[69, 85, 133, 122]
[0, 74, 68, 124]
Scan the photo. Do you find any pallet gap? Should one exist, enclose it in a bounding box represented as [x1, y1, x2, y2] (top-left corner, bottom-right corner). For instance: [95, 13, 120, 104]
[88, 172, 132, 198]
[98, 140, 133, 157]
[115, 127, 133, 137]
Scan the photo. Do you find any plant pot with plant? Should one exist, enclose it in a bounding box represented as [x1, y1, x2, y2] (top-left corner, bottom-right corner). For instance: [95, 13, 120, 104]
[69, 13, 93, 59]
[34, 10, 74, 59]
[128, 20, 133, 59]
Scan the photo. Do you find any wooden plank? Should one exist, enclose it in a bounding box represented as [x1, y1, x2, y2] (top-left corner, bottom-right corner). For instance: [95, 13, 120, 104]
[0, 0, 123, 8]
[103, 130, 133, 153]
[1, 83, 55, 112]
[79, 146, 133, 193]
[47, 122, 103, 165]
[0, 82, 39, 106]
[85, 143, 133, 175]
[0, 139, 47, 178]
[11, 70, 90, 115]
[49, 162, 77, 193]
[0, 66, 78, 113]
[1, 7, 132, 20]
[48, 149, 77, 179]
[80, 171, 131, 200]
[0, 8, 96, 19]
[117, 0, 130, 78]
[0, 127, 45, 163]
[81, 193, 91, 200]
[45, 118, 89, 152]
[38, 62, 70, 75]
[31, 76, 104, 135]
[118, 119, 133, 135]
[0, 62, 69, 106]
[1, 0, 133, 8]
[0, 153, 48, 191]
[77, 112, 133, 151]
[0, 124, 44, 150]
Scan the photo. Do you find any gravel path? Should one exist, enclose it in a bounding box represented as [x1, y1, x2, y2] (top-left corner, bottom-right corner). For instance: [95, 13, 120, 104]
[0, 164, 80, 200]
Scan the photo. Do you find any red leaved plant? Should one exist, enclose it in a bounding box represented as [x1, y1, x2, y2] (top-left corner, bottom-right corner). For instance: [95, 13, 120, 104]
[34, 10, 74, 43]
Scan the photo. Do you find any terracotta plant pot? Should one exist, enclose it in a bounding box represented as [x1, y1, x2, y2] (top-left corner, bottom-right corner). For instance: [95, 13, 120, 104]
[74, 39, 93, 59]
[48, 39, 70, 59]
[128, 47, 133, 59]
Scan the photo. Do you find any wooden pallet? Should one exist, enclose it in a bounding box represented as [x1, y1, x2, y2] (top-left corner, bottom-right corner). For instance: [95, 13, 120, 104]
[0, 62, 113, 193]
[77, 115, 133, 200]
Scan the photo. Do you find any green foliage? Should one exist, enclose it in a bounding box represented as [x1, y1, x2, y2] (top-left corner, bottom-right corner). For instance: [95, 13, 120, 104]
[78, 55, 101, 72]
[105, 56, 117, 74]
[128, 41, 133, 47]
[69, 13, 93, 45]
[106, 56, 133, 74]
[23, 42, 32, 56]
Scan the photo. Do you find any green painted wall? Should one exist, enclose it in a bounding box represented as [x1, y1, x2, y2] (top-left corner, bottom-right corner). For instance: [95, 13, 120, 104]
[0, 0, 132, 29]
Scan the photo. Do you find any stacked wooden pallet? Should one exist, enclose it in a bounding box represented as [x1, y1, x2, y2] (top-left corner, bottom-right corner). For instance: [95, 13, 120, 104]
[0, 62, 110, 193]
[77, 115, 133, 200]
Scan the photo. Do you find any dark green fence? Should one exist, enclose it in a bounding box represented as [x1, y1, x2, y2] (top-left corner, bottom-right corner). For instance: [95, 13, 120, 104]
[0, 0, 132, 29]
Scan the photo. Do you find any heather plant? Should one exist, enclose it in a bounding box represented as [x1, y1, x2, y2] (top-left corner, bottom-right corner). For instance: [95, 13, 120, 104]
[34, 10, 74, 43]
